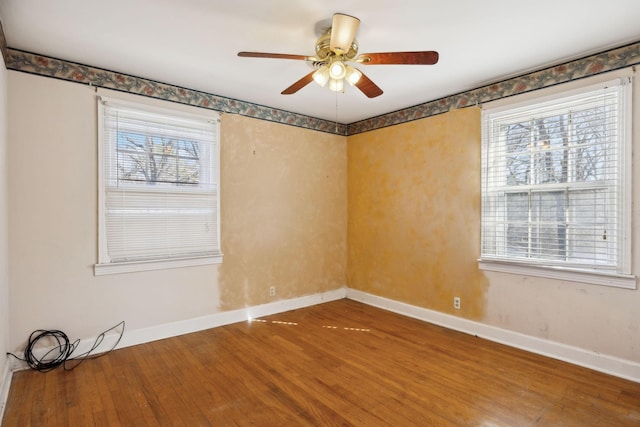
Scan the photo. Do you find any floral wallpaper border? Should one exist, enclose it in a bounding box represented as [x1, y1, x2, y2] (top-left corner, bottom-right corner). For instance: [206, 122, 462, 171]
[348, 41, 640, 135]
[0, 20, 8, 65]
[5, 48, 348, 136]
[4, 40, 640, 136]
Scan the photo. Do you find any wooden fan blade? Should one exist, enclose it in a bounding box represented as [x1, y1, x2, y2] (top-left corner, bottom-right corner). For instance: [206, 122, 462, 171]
[354, 71, 383, 98]
[281, 71, 316, 95]
[238, 52, 314, 61]
[358, 51, 439, 65]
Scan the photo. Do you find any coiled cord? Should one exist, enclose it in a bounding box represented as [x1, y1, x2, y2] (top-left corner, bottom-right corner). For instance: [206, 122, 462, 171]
[7, 321, 125, 372]
[22, 329, 76, 372]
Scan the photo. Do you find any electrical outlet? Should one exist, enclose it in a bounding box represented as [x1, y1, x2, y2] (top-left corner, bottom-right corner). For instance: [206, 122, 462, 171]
[269, 286, 276, 297]
[453, 297, 461, 310]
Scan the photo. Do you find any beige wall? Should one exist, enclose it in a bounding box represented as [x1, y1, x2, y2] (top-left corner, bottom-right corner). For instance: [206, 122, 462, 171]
[347, 69, 640, 363]
[0, 58, 9, 377]
[347, 107, 487, 319]
[6, 72, 346, 350]
[220, 115, 346, 309]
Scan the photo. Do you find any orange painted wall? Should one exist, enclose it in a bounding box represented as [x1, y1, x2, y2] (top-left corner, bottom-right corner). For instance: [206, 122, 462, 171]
[219, 114, 347, 310]
[347, 107, 487, 319]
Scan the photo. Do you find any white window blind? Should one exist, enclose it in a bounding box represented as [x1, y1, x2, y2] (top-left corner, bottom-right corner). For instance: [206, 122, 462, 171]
[96, 97, 222, 273]
[481, 78, 632, 279]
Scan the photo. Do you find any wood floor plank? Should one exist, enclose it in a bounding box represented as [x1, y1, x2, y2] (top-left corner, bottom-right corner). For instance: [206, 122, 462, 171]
[3, 299, 640, 426]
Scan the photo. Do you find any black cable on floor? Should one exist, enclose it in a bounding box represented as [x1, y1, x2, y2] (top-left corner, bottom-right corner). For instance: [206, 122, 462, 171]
[6, 320, 125, 372]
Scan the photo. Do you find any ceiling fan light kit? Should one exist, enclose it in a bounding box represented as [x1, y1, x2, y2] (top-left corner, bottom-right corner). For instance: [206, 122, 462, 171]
[313, 59, 362, 92]
[238, 13, 439, 98]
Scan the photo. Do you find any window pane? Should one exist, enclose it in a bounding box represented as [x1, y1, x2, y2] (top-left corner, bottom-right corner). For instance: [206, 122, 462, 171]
[505, 122, 531, 185]
[531, 191, 566, 262]
[532, 115, 569, 184]
[506, 192, 528, 221]
[117, 133, 202, 186]
[530, 225, 566, 261]
[506, 191, 568, 261]
[567, 189, 614, 265]
[506, 192, 528, 256]
[572, 107, 610, 182]
[506, 223, 528, 257]
[568, 189, 607, 225]
[566, 227, 613, 265]
[531, 191, 565, 223]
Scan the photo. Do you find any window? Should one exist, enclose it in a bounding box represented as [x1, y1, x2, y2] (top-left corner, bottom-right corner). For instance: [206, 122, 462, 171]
[480, 78, 634, 288]
[95, 97, 222, 275]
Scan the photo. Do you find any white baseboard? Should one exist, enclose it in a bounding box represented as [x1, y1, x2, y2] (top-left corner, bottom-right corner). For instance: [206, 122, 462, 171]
[0, 360, 12, 423]
[346, 288, 640, 383]
[118, 288, 346, 349]
[7, 287, 348, 375]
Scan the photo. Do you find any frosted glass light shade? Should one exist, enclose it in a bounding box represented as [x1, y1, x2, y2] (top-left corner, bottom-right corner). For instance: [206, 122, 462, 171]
[312, 66, 330, 87]
[328, 78, 344, 92]
[329, 61, 346, 80]
[345, 66, 362, 86]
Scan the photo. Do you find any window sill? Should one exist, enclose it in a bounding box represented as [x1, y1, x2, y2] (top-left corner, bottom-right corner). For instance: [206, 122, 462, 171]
[478, 259, 636, 289]
[94, 254, 223, 276]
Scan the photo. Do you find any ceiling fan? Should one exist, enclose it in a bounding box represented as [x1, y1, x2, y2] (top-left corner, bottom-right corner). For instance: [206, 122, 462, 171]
[238, 13, 439, 98]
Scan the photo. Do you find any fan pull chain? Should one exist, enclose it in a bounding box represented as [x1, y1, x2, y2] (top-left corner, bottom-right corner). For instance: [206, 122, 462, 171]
[335, 89, 339, 133]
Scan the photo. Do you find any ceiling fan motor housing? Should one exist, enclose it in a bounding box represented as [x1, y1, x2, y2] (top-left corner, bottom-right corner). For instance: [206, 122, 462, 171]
[315, 30, 359, 64]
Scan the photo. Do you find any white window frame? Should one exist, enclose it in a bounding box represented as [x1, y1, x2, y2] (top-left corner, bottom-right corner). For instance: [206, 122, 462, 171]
[95, 96, 222, 275]
[479, 76, 635, 289]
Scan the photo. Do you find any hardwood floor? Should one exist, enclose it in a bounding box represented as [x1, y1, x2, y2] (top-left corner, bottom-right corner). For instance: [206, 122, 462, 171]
[3, 299, 640, 426]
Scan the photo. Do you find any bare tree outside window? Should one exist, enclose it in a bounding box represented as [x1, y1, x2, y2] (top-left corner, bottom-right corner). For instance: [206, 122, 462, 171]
[502, 106, 612, 264]
[116, 133, 202, 186]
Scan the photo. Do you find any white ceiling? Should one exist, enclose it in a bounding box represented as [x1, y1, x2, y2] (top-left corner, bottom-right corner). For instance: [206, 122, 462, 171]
[1, 0, 640, 124]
